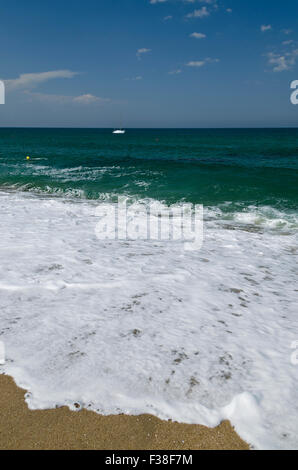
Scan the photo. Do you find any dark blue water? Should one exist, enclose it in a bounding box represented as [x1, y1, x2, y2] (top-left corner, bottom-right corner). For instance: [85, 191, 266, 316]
[0, 128, 297, 210]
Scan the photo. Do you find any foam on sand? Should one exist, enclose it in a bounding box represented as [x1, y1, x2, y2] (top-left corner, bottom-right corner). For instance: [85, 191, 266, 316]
[0, 190, 297, 449]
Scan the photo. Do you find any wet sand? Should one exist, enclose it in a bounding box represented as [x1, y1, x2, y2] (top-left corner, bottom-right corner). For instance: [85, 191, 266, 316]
[0, 374, 250, 450]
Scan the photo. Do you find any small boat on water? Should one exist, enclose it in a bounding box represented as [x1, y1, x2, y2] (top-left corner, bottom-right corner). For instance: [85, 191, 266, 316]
[112, 129, 126, 134]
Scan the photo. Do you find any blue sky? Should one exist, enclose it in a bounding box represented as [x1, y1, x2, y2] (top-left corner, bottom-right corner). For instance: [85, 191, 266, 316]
[0, 0, 298, 127]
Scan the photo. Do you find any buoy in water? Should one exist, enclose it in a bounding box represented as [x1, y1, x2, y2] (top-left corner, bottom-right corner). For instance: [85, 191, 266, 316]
[26, 156, 30, 160]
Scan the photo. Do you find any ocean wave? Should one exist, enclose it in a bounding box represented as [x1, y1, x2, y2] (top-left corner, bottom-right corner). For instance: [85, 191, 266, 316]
[0, 190, 297, 448]
[0, 184, 297, 235]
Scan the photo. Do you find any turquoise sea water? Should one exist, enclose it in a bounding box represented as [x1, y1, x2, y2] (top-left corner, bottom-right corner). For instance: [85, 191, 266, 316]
[0, 128, 297, 210]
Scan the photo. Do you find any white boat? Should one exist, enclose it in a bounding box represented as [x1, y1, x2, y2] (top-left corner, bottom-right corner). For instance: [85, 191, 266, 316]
[113, 129, 125, 134]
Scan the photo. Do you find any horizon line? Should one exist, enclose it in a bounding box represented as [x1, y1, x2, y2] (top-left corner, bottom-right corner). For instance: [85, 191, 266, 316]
[0, 126, 298, 130]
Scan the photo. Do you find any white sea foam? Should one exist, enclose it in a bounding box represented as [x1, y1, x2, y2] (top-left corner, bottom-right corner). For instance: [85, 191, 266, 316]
[0, 190, 297, 449]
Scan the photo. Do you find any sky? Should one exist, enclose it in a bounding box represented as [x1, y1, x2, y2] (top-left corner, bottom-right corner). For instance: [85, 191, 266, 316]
[0, 0, 298, 128]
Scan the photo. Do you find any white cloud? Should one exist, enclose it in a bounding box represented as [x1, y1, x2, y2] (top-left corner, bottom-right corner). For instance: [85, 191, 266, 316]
[126, 76, 143, 81]
[187, 61, 206, 67]
[261, 25, 272, 32]
[186, 7, 209, 19]
[4, 70, 78, 90]
[190, 32, 206, 39]
[73, 94, 109, 104]
[3, 70, 109, 106]
[187, 57, 219, 67]
[169, 69, 182, 74]
[150, 0, 217, 14]
[151, 0, 215, 2]
[267, 49, 298, 72]
[24, 91, 110, 105]
[136, 48, 151, 59]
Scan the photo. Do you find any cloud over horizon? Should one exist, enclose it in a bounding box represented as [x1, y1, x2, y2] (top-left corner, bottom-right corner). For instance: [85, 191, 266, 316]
[24, 90, 110, 105]
[4, 70, 78, 91]
[2, 70, 109, 106]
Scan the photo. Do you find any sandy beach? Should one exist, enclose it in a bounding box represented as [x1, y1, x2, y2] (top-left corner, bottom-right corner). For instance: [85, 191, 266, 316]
[0, 374, 249, 450]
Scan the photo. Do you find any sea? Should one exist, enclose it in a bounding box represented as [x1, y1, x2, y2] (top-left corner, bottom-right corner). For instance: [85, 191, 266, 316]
[0, 128, 297, 449]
